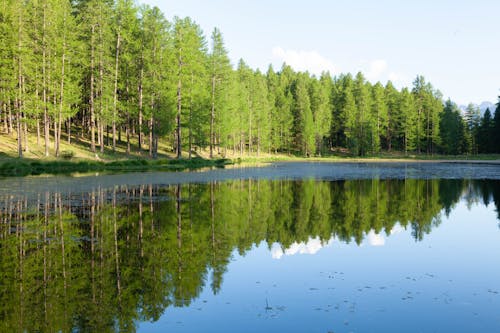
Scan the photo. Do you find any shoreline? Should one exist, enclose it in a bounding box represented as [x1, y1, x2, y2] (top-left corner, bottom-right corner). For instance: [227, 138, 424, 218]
[0, 155, 499, 178]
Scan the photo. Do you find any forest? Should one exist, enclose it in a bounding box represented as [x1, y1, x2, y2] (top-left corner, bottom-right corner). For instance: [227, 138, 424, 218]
[1, 178, 500, 331]
[1, 0, 499, 159]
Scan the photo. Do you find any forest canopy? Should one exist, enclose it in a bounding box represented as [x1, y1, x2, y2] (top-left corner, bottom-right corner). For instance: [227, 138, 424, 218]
[0, 0, 499, 158]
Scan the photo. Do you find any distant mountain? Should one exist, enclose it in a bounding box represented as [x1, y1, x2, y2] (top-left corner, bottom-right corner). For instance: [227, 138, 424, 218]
[458, 101, 496, 117]
[479, 101, 496, 114]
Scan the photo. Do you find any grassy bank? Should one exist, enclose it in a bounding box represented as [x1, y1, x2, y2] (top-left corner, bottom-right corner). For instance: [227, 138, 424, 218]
[236, 153, 500, 165]
[1, 132, 499, 177]
[0, 157, 232, 177]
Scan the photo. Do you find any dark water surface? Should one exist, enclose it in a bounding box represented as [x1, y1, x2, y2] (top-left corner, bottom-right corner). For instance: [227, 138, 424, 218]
[1, 162, 500, 332]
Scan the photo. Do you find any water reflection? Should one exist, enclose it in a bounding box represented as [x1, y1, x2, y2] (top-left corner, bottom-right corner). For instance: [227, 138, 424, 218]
[0, 179, 499, 332]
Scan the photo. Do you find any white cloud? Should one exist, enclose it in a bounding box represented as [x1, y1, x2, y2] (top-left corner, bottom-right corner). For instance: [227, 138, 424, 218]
[366, 231, 386, 246]
[272, 46, 338, 75]
[365, 224, 405, 247]
[271, 237, 334, 259]
[365, 59, 388, 81]
[390, 224, 405, 235]
[357, 59, 408, 87]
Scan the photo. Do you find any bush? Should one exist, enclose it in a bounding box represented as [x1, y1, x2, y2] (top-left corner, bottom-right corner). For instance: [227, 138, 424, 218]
[61, 150, 74, 159]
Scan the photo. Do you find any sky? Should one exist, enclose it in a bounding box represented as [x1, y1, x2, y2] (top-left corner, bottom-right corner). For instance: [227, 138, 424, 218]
[140, 0, 500, 105]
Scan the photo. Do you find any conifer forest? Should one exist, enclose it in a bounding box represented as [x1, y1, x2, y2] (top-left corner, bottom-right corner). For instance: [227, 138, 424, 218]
[1, 0, 499, 159]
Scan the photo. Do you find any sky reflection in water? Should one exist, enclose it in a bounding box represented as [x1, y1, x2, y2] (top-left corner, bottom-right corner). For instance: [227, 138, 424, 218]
[138, 181, 500, 333]
[1, 176, 500, 333]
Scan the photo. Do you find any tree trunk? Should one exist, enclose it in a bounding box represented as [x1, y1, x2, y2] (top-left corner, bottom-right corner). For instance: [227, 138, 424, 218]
[138, 65, 143, 152]
[8, 99, 13, 135]
[149, 115, 153, 157]
[16, 111, 22, 158]
[56, 30, 66, 158]
[112, 32, 120, 153]
[100, 121, 104, 153]
[42, 2, 49, 157]
[2, 102, 7, 134]
[90, 25, 96, 153]
[176, 77, 182, 159]
[36, 118, 40, 146]
[23, 120, 28, 153]
[67, 118, 71, 144]
[16, 15, 23, 158]
[176, 47, 182, 159]
[126, 115, 130, 155]
[210, 75, 215, 158]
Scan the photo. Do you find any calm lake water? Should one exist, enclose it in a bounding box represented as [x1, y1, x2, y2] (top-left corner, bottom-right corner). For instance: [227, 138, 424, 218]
[1, 162, 500, 332]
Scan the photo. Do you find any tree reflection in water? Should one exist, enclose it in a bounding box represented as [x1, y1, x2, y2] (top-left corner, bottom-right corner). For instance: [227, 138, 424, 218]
[0, 179, 499, 332]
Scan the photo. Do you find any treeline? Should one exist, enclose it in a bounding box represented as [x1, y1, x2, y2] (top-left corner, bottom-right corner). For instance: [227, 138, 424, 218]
[1, 179, 500, 331]
[1, 0, 499, 158]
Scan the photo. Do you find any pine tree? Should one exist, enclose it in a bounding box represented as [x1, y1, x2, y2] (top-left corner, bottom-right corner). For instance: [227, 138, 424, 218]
[440, 100, 466, 154]
[0, 0, 16, 137]
[291, 73, 314, 156]
[172, 17, 207, 159]
[252, 70, 271, 156]
[341, 75, 357, 154]
[79, 0, 114, 155]
[477, 108, 494, 154]
[492, 98, 500, 153]
[276, 64, 294, 153]
[208, 27, 231, 158]
[266, 65, 279, 152]
[141, 6, 172, 158]
[110, 0, 138, 153]
[370, 82, 387, 154]
[384, 81, 399, 151]
[353, 72, 373, 156]
[399, 88, 416, 154]
[52, 0, 81, 157]
[464, 103, 481, 154]
[310, 72, 332, 155]
[412, 75, 442, 154]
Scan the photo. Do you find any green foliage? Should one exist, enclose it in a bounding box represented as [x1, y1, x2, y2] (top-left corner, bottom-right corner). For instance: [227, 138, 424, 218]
[0, 178, 498, 331]
[439, 100, 468, 154]
[291, 73, 314, 155]
[0, 1, 495, 159]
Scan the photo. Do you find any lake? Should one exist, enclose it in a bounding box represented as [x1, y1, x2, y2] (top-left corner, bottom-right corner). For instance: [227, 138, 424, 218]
[1, 162, 500, 332]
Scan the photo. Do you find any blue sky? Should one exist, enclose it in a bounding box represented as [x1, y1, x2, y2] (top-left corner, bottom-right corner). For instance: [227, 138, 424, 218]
[140, 0, 500, 105]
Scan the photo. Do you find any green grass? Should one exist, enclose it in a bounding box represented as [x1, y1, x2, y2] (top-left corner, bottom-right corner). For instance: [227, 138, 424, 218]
[0, 157, 233, 177]
[1, 130, 498, 177]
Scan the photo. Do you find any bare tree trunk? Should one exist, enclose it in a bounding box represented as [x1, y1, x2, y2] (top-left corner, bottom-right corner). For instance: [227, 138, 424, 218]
[248, 97, 252, 155]
[149, 115, 153, 157]
[99, 25, 105, 155]
[16, 13, 23, 158]
[2, 102, 7, 134]
[42, 3, 49, 157]
[16, 111, 22, 158]
[8, 99, 13, 135]
[90, 25, 96, 153]
[97, 119, 101, 147]
[112, 32, 120, 153]
[176, 78, 182, 159]
[188, 74, 194, 159]
[176, 46, 182, 159]
[23, 120, 28, 153]
[100, 121, 104, 153]
[56, 26, 66, 158]
[36, 118, 40, 146]
[138, 66, 143, 152]
[257, 125, 260, 157]
[67, 118, 71, 144]
[210, 75, 215, 158]
[126, 114, 130, 155]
